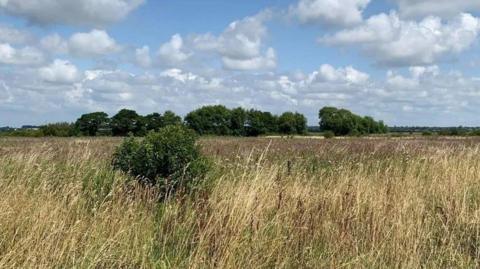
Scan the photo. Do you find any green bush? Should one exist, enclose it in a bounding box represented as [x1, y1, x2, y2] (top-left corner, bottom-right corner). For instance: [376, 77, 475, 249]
[112, 125, 210, 196]
[323, 131, 335, 139]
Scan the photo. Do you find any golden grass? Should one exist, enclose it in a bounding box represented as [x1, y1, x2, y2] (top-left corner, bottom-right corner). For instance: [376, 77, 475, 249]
[1, 137, 480, 268]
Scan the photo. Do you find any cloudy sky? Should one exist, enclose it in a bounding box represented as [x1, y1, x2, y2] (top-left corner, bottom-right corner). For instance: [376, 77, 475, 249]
[0, 0, 480, 127]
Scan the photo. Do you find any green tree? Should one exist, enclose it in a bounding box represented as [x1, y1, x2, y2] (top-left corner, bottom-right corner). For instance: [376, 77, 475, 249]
[294, 112, 308, 135]
[40, 122, 76, 137]
[319, 107, 387, 136]
[162, 110, 182, 126]
[278, 112, 297, 135]
[75, 112, 110, 136]
[112, 125, 210, 196]
[144, 113, 163, 132]
[185, 105, 232, 135]
[111, 109, 145, 136]
[230, 107, 247, 136]
[245, 109, 278, 136]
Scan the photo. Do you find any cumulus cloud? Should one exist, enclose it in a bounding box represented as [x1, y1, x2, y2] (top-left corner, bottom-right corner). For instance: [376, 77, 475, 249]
[68, 29, 120, 57]
[0, 24, 33, 44]
[321, 12, 480, 66]
[222, 47, 276, 70]
[0, 0, 144, 27]
[0, 43, 44, 65]
[289, 0, 370, 26]
[40, 34, 68, 54]
[191, 11, 277, 71]
[135, 46, 151, 68]
[308, 64, 370, 84]
[393, 0, 480, 19]
[157, 34, 192, 65]
[38, 59, 81, 84]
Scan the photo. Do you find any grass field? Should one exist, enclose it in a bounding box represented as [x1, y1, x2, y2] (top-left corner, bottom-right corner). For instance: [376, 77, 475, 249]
[1, 137, 480, 268]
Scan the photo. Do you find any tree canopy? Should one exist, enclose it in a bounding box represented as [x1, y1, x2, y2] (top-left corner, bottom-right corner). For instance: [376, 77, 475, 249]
[319, 107, 387, 136]
[75, 112, 110, 136]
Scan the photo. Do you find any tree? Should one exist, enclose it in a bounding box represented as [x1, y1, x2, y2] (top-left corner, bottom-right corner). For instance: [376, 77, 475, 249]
[162, 110, 182, 126]
[230, 107, 247, 136]
[319, 107, 387, 136]
[294, 112, 308, 135]
[185, 105, 232, 135]
[40, 122, 76, 137]
[278, 112, 297, 135]
[75, 112, 110, 136]
[112, 125, 210, 196]
[245, 109, 278, 136]
[144, 113, 163, 132]
[111, 109, 145, 136]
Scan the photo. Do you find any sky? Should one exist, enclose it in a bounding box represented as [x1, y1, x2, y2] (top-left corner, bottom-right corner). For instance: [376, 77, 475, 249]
[0, 0, 480, 127]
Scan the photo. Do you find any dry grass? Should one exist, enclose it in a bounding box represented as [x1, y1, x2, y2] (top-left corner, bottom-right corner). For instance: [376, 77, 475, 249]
[1, 137, 480, 268]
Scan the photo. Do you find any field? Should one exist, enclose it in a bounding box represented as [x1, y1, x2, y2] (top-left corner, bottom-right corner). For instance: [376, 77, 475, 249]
[1, 137, 480, 268]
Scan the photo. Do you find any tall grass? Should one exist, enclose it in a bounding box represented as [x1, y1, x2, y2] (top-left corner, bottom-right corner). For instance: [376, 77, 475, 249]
[1, 137, 480, 268]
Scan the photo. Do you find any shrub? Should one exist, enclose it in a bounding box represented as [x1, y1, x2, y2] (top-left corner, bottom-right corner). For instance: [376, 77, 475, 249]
[112, 125, 210, 197]
[323, 131, 335, 139]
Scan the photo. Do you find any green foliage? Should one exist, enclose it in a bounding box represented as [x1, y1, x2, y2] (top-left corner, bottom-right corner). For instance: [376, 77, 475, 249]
[0, 128, 43, 137]
[184, 105, 308, 137]
[75, 112, 110, 136]
[319, 107, 387, 136]
[185, 105, 232, 136]
[323, 130, 335, 139]
[145, 111, 183, 132]
[245, 109, 278, 136]
[112, 125, 210, 196]
[111, 109, 146, 136]
[162, 111, 182, 126]
[230, 107, 248, 136]
[40, 122, 77, 137]
[278, 112, 307, 135]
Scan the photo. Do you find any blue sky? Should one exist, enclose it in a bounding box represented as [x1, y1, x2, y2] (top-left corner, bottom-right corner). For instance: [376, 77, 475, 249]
[1, 0, 480, 127]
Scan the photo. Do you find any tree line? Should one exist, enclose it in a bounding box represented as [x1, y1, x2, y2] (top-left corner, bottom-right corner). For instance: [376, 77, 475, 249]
[319, 107, 388, 136]
[1, 106, 392, 137]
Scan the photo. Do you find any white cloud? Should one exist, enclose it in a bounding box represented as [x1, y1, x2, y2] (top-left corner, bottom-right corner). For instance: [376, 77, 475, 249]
[0, 43, 44, 65]
[308, 64, 369, 84]
[38, 59, 81, 84]
[394, 0, 480, 19]
[192, 11, 277, 71]
[0, 24, 33, 44]
[321, 12, 480, 66]
[0, 0, 144, 27]
[40, 34, 68, 54]
[290, 0, 370, 26]
[68, 29, 120, 57]
[157, 34, 192, 65]
[135, 46, 151, 68]
[222, 47, 277, 70]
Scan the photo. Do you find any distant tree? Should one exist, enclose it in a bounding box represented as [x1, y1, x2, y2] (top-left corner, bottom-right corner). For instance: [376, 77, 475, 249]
[111, 109, 145, 136]
[278, 112, 297, 135]
[144, 113, 163, 132]
[40, 122, 76, 137]
[278, 112, 308, 135]
[185, 105, 232, 135]
[245, 109, 278, 136]
[294, 112, 308, 135]
[230, 107, 247, 136]
[162, 110, 182, 126]
[75, 112, 110, 136]
[319, 107, 387, 136]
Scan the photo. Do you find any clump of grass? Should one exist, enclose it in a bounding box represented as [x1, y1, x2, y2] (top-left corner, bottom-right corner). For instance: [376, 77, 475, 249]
[1, 137, 480, 268]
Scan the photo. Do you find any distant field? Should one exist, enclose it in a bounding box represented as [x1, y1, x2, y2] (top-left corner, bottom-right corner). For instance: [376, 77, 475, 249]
[1, 137, 480, 268]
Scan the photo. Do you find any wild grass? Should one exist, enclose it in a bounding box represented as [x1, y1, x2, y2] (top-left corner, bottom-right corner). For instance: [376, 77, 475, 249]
[1, 137, 480, 268]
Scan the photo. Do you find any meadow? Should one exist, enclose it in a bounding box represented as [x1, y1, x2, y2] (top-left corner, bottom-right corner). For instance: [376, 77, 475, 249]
[1, 136, 480, 268]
